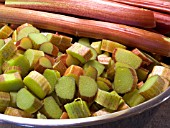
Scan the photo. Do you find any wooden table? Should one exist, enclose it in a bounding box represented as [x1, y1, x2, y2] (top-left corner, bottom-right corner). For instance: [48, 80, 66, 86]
[0, 99, 170, 128]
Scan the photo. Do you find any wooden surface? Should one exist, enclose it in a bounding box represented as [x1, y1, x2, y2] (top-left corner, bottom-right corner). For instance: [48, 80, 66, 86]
[0, 98, 169, 128]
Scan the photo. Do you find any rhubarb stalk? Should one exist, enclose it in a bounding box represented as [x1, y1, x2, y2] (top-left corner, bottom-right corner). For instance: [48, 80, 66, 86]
[0, 5, 170, 57]
[5, 0, 156, 28]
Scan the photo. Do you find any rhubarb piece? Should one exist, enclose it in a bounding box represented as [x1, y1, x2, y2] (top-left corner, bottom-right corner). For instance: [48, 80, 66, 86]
[91, 41, 102, 54]
[0, 91, 10, 112]
[112, 48, 142, 69]
[78, 38, 90, 47]
[64, 98, 91, 119]
[4, 66, 21, 74]
[97, 54, 112, 67]
[9, 92, 17, 108]
[84, 66, 98, 80]
[34, 56, 53, 74]
[17, 26, 40, 41]
[47, 34, 72, 52]
[50, 92, 62, 107]
[132, 48, 153, 66]
[92, 108, 112, 117]
[4, 107, 33, 118]
[5, 0, 156, 28]
[0, 5, 170, 56]
[16, 37, 33, 50]
[43, 69, 59, 94]
[56, 54, 67, 67]
[78, 76, 98, 103]
[108, 0, 170, 14]
[66, 43, 92, 63]
[97, 77, 113, 91]
[83, 60, 105, 76]
[40, 96, 62, 119]
[0, 39, 16, 60]
[37, 112, 47, 119]
[0, 39, 5, 49]
[95, 89, 121, 110]
[136, 68, 149, 81]
[16, 88, 43, 113]
[101, 39, 126, 53]
[39, 42, 59, 57]
[55, 76, 76, 104]
[12, 30, 17, 42]
[149, 66, 170, 81]
[0, 25, 13, 39]
[28, 33, 48, 49]
[66, 54, 80, 67]
[113, 67, 138, 94]
[6, 53, 30, 77]
[0, 72, 24, 92]
[105, 64, 115, 81]
[23, 71, 51, 99]
[24, 49, 44, 69]
[139, 75, 165, 100]
[89, 47, 97, 60]
[16, 23, 33, 32]
[53, 60, 67, 76]
[60, 112, 69, 119]
[123, 89, 145, 107]
[64, 65, 84, 84]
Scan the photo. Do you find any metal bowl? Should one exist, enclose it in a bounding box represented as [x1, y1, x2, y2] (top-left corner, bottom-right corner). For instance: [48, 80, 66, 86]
[0, 87, 170, 128]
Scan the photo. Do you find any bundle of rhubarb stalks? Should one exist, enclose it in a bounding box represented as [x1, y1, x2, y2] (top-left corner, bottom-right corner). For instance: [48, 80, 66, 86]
[0, 0, 170, 120]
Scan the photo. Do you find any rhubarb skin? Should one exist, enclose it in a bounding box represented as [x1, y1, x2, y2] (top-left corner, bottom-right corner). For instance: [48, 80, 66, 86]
[0, 5, 170, 57]
[109, 0, 170, 14]
[5, 0, 156, 28]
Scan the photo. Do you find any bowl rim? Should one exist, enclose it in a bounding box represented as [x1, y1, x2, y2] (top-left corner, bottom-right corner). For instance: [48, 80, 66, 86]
[0, 87, 170, 127]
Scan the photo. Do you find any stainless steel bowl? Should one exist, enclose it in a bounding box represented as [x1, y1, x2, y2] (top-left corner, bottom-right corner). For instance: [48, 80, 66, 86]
[0, 87, 170, 128]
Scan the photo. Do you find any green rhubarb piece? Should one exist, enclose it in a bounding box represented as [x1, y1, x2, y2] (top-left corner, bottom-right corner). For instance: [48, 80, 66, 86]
[23, 71, 51, 99]
[0, 39, 17, 60]
[5, 107, 33, 118]
[24, 49, 44, 69]
[84, 66, 98, 80]
[0, 92, 10, 113]
[0, 25, 13, 39]
[123, 89, 145, 107]
[39, 42, 59, 57]
[91, 41, 102, 54]
[66, 43, 92, 63]
[9, 92, 17, 108]
[139, 75, 165, 100]
[0, 39, 5, 49]
[101, 39, 126, 53]
[66, 54, 80, 67]
[78, 38, 90, 46]
[83, 60, 105, 76]
[28, 33, 48, 49]
[0, 72, 24, 92]
[136, 68, 149, 81]
[47, 34, 72, 52]
[95, 89, 121, 111]
[40, 96, 62, 119]
[64, 98, 91, 119]
[16, 88, 43, 113]
[6, 53, 30, 77]
[55, 76, 76, 104]
[112, 48, 142, 69]
[89, 46, 97, 60]
[113, 67, 138, 94]
[17, 26, 40, 41]
[12, 30, 17, 42]
[43, 69, 59, 94]
[37, 112, 47, 119]
[4, 66, 22, 74]
[97, 77, 112, 91]
[78, 76, 98, 103]
[16, 37, 33, 50]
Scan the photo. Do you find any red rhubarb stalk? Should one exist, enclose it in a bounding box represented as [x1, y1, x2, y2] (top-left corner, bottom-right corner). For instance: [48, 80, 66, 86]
[0, 5, 170, 57]
[5, 0, 156, 28]
[109, 0, 170, 14]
